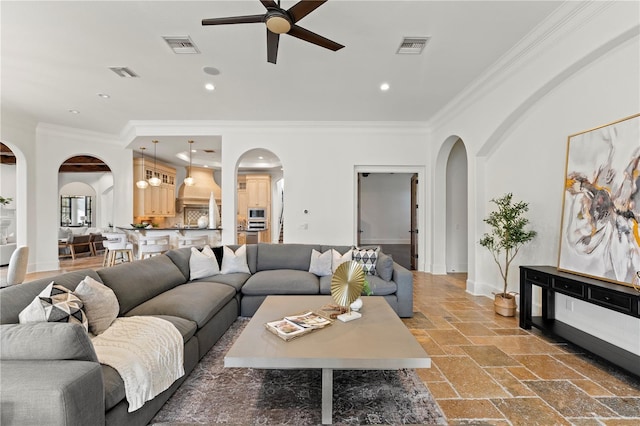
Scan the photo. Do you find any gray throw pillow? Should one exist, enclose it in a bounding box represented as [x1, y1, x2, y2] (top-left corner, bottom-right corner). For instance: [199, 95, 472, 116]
[74, 276, 119, 335]
[377, 252, 394, 282]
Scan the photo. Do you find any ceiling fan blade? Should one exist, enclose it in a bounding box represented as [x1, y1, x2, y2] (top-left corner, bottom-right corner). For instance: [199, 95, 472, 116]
[267, 29, 280, 64]
[260, 0, 279, 10]
[287, 0, 327, 23]
[202, 15, 265, 26]
[288, 25, 344, 51]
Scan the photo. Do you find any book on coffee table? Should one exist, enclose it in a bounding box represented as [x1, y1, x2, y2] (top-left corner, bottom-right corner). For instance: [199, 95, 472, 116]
[265, 311, 332, 341]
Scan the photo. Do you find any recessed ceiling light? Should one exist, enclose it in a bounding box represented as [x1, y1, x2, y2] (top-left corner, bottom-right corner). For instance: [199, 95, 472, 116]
[380, 83, 390, 91]
[97, 93, 110, 99]
[204, 165, 209, 168]
[205, 83, 215, 91]
[68, 109, 80, 114]
[191, 149, 197, 153]
[258, 156, 264, 160]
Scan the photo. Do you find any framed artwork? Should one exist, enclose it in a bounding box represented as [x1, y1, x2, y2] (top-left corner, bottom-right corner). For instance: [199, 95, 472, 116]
[558, 113, 640, 287]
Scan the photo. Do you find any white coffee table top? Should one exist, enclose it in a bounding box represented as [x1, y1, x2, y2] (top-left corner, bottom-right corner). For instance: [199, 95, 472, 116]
[225, 295, 431, 370]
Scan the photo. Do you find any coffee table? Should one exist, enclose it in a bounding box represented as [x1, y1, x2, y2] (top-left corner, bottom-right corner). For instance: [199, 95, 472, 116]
[224, 295, 431, 424]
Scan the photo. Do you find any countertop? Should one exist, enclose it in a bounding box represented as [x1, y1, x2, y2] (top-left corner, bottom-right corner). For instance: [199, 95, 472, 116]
[118, 227, 223, 231]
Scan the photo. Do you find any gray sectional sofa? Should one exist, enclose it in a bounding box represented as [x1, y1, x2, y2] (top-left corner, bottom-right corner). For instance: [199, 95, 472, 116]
[0, 243, 413, 426]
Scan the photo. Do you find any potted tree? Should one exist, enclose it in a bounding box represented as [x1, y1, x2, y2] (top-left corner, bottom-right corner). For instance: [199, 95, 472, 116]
[479, 193, 536, 316]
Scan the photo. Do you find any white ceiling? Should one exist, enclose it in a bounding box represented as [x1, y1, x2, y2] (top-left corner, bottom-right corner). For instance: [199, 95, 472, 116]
[1, 0, 563, 167]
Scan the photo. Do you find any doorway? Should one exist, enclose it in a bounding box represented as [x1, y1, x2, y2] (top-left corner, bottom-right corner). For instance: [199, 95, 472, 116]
[357, 173, 418, 270]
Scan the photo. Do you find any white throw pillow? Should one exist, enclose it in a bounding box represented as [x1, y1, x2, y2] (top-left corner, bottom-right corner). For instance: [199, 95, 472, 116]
[19, 282, 88, 332]
[309, 249, 332, 277]
[74, 276, 119, 335]
[332, 249, 352, 273]
[189, 245, 220, 280]
[221, 245, 251, 274]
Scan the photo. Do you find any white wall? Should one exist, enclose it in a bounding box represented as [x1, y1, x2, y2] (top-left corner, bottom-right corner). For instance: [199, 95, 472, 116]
[35, 124, 132, 271]
[359, 173, 412, 245]
[430, 2, 640, 354]
[219, 125, 429, 254]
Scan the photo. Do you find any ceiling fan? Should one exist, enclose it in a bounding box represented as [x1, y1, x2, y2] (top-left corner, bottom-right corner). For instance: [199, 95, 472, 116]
[202, 0, 344, 64]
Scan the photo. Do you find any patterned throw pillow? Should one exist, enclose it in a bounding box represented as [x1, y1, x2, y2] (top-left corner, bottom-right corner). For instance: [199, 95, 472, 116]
[19, 282, 88, 331]
[351, 246, 380, 275]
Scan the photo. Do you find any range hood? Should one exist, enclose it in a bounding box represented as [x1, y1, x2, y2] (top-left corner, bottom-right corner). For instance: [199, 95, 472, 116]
[176, 166, 221, 213]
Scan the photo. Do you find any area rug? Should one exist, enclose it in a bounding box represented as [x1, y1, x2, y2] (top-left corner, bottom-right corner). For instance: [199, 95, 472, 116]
[151, 318, 446, 425]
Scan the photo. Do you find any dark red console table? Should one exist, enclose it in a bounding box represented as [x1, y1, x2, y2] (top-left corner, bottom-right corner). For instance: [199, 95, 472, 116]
[520, 265, 640, 377]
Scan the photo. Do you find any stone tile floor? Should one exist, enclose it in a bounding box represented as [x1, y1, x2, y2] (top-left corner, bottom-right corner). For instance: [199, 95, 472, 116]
[404, 272, 640, 425]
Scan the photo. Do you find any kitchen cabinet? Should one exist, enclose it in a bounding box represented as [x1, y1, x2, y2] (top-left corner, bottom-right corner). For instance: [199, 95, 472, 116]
[246, 174, 271, 208]
[133, 158, 176, 218]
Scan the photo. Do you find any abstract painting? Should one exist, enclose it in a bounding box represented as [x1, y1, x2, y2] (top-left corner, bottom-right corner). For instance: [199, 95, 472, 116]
[558, 113, 640, 287]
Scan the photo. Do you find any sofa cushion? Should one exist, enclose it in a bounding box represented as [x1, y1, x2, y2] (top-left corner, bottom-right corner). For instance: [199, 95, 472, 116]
[193, 273, 250, 293]
[256, 243, 320, 271]
[18, 283, 88, 332]
[1, 269, 102, 324]
[74, 276, 119, 335]
[365, 275, 397, 296]
[97, 255, 187, 316]
[124, 282, 235, 328]
[242, 270, 319, 296]
[376, 252, 394, 282]
[352, 246, 380, 275]
[102, 364, 125, 411]
[319, 274, 396, 296]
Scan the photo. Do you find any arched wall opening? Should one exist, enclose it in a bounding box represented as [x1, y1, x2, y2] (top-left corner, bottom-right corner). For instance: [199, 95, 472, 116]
[0, 142, 21, 266]
[432, 135, 469, 275]
[234, 148, 283, 244]
[58, 155, 114, 229]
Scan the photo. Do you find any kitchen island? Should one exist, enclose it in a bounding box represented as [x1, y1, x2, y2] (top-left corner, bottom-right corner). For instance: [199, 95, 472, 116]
[118, 227, 222, 258]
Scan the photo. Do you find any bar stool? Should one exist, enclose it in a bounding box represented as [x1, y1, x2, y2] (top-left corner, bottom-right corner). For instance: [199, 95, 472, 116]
[102, 233, 134, 267]
[177, 235, 209, 249]
[138, 234, 171, 259]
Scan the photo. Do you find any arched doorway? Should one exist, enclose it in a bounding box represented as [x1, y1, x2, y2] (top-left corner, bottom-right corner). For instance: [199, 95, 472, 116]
[58, 155, 113, 229]
[235, 149, 283, 244]
[0, 143, 17, 265]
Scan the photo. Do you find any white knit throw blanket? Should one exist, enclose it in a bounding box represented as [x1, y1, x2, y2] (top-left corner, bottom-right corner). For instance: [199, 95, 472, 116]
[92, 316, 185, 412]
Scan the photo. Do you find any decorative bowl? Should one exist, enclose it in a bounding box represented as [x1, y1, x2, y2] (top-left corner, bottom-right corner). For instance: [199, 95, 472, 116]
[130, 223, 147, 229]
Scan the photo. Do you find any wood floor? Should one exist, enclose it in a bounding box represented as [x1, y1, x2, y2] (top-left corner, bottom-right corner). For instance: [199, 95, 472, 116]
[12, 259, 640, 424]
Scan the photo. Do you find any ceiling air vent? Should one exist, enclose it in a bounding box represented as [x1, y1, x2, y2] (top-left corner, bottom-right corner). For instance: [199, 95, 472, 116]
[397, 37, 430, 55]
[163, 36, 200, 54]
[203, 149, 216, 153]
[109, 67, 139, 78]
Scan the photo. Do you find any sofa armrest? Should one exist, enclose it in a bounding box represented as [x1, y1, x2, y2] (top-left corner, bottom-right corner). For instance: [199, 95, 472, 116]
[1, 323, 97, 362]
[392, 262, 414, 317]
[1, 359, 105, 426]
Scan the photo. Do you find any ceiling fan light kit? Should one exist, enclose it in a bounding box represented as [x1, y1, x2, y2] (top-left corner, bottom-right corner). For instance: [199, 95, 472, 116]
[202, 0, 344, 64]
[184, 140, 195, 186]
[136, 147, 149, 189]
[148, 140, 162, 187]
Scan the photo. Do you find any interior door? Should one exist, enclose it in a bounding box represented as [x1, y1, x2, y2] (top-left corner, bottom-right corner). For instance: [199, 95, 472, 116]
[410, 173, 418, 270]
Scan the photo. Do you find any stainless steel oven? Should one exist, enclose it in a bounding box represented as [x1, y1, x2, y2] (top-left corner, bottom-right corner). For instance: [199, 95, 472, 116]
[247, 220, 267, 231]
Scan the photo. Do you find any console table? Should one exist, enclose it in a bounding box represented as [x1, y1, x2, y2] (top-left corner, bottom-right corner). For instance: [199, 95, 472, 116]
[520, 265, 640, 377]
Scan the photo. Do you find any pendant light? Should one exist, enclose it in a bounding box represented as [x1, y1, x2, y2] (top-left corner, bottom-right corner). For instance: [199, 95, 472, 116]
[184, 140, 195, 186]
[136, 147, 149, 189]
[148, 140, 162, 187]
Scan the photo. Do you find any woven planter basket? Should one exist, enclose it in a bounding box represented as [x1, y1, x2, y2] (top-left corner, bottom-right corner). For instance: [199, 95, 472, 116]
[494, 293, 517, 317]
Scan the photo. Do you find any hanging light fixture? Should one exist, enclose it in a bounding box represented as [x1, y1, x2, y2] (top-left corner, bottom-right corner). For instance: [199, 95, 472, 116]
[136, 147, 149, 189]
[148, 140, 162, 187]
[184, 140, 195, 186]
